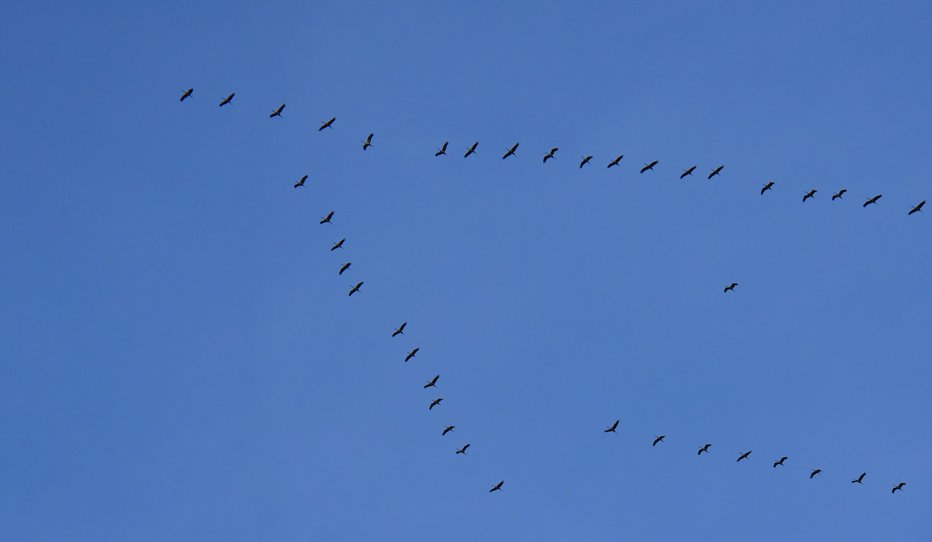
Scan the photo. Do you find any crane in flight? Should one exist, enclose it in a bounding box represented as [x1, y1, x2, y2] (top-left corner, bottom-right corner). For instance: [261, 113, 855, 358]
[810, 468, 822, 479]
[708, 165, 724, 179]
[293, 175, 307, 188]
[803, 189, 817, 202]
[652, 435, 665, 447]
[180, 88, 193, 102]
[543, 147, 558, 163]
[680, 165, 696, 179]
[362, 133, 373, 150]
[579, 155, 593, 169]
[464, 141, 478, 158]
[435, 141, 448, 156]
[863, 194, 882, 207]
[348, 282, 363, 296]
[456, 444, 470, 455]
[852, 472, 866, 484]
[429, 397, 443, 410]
[607, 155, 623, 168]
[909, 200, 926, 215]
[270, 104, 285, 118]
[640, 160, 658, 174]
[489, 481, 504, 493]
[330, 238, 345, 251]
[736, 450, 752, 462]
[892, 482, 906, 494]
[502, 142, 519, 159]
[319, 117, 336, 131]
[405, 348, 419, 362]
[219, 92, 235, 107]
[761, 181, 775, 195]
[724, 282, 738, 293]
[604, 420, 619, 433]
[832, 189, 847, 201]
[773, 456, 788, 468]
[338, 262, 351, 275]
[319, 211, 334, 224]
[423, 374, 439, 389]
[442, 425, 455, 436]
[698, 443, 711, 455]
[392, 322, 407, 337]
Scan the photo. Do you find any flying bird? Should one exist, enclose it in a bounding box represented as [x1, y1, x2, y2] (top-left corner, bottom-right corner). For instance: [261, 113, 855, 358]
[810, 469, 822, 479]
[652, 435, 665, 447]
[392, 322, 407, 337]
[579, 155, 593, 169]
[442, 425, 455, 436]
[892, 482, 906, 494]
[680, 165, 696, 179]
[270, 104, 285, 118]
[219, 92, 235, 107]
[640, 160, 658, 174]
[863, 194, 882, 207]
[773, 456, 788, 468]
[909, 200, 925, 215]
[405, 348, 419, 362]
[832, 189, 847, 201]
[489, 481, 504, 493]
[604, 420, 619, 433]
[338, 262, 351, 275]
[435, 141, 448, 156]
[852, 472, 866, 484]
[294, 175, 308, 188]
[331, 238, 345, 251]
[319, 211, 334, 224]
[502, 142, 519, 160]
[543, 147, 558, 163]
[724, 282, 738, 293]
[319, 117, 336, 131]
[362, 133, 373, 150]
[180, 88, 193, 102]
[737, 450, 752, 462]
[429, 397, 443, 410]
[708, 165, 724, 179]
[348, 282, 363, 296]
[803, 189, 817, 202]
[464, 141, 479, 158]
[698, 443, 711, 455]
[456, 443, 470, 455]
[761, 181, 775, 194]
[607, 155, 624, 168]
[423, 374, 439, 388]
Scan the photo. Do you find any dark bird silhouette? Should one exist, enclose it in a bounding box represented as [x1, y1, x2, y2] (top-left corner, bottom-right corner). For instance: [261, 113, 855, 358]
[640, 160, 658, 174]
[270, 104, 285, 118]
[680, 165, 697, 179]
[442, 425, 455, 436]
[810, 468, 822, 479]
[330, 238, 345, 251]
[604, 420, 619, 433]
[405, 347, 419, 362]
[362, 133, 373, 150]
[456, 443, 470, 455]
[892, 482, 906, 494]
[319, 117, 336, 131]
[803, 189, 817, 202]
[219, 93, 235, 107]
[489, 481, 504, 493]
[429, 397, 443, 410]
[737, 450, 752, 462]
[339, 262, 351, 275]
[698, 443, 711, 455]
[852, 472, 866, 484]
[607, 155, 624, 168]
[543, 147, 558, 163]
[464, 141, 479, 158]
[773, 456, 788, 468]
[502, 142, 519, 160]
[319, 211, 334, 224]
[909, 200, 925, 215]
[180, 88, 193, 102]
[579, 155, 593, 169]
[724, 282, 738, 293]
[832, 189, 847, 201]
[348, 281, 363, 296]
[423, 374, 439, 388]
[708, 165, 724, 179]
[392, 322, 407, 337]
[435, 141, 448, 156]
[294, 175, 308, 188]
[761, 181, 775, 195]
[863, 194, 882, 207]
[652, 435, 665, 447]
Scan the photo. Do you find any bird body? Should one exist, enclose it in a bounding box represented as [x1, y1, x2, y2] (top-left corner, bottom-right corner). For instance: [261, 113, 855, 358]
[423, 374, 439, 388]
[348, 282, 363, 296]
[698, 443, 711, 455]
[909, 200, 926, 215]
[863, 194, 882, 207]
[392, 322, 407, 337]
[339, 262, 351, 275]
[543, 147, 558, 163]
[405, 347, 419, 362]
[320, 211, 334, 224]
[724, 282, 738, 293]
[607, 155, 623, 168]
[435, 141, 448, 156]
[331, 238, 345, 251]
[579, 155, 593, 169]
[680, 165, 696, 178]
[180, 88, 193, 102]
[803, 189, 817, 202]
[294, 175, 308, 188]
[270, 104, 285, 118]
[429, 397, 443, 410]
[362, 133, 373, 150]
[737, 450, 752, 462]
[640, 160, 658, 173]
[465, 142, 479, 158]
[773, 456, 788, 468]
[502, 142, 519, 159]
[605, 420, 619, 433]
[219, 92, 235, 107]
[761, 181, 775, 194]
[319, 117, 336, 131]
[708, 165, 724, 179]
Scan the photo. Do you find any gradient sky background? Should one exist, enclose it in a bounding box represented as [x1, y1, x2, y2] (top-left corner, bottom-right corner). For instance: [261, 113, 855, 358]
[2, 1, 931, 540]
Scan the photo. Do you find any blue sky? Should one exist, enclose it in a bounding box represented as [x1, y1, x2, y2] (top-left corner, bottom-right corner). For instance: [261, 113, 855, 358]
[2, 1, 931, 540]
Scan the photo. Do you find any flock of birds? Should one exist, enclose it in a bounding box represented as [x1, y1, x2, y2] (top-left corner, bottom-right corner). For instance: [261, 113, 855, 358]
[178, 87, 920, 497]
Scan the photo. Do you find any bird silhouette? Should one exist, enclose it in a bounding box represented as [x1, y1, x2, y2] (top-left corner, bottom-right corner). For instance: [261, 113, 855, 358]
[489, 481, 504, 493]
[338, 262, 351, 275]
[640, 160, 659, 173]
[543, 147, 558, 163]
[863, 194, 882, 207]
[180, 88, 193, 102]
[319, 211, 334, 224]
[435, 141, 448, 156]
[724, 282, 738, 293]
[832, 189, 847, 200]
[803, 189, 817, 202]
[892, 482, 906, 494]
[442, 425, 455, 436]
[604, 420, 619, 433]
[331, 238, 345, 251]
[607, 155, 624, 168]
[909, 200, 926, 215]
[219, 92, 235, 107]
[810, 468, 822, 479]
[319, 117, 336, 131]
[680, 165, 697, 179]
[698, 443, 711, 455]
[423, 374, 439, 388]
[270, 104, 285, 118]
[773, 456, 788, 468]
[761, 181, 775, 195]
[293, 175, 308, 188]
[579, 155, 593, 169]
[502, 142, 519, 160]
[652, 435, 665, 447]
[708, 165, 724, 179]
[464, 141, 478, 158]
[392, 322, 407, 337]
[362, 133, 373, 150]
[456, 443, 471, 455]
[737, 450, 752, 462]
[852, 472, 866, 484]
[429, 397, 443, 410]
[348, 282, 363, 296]
[405, 348, 419, 362]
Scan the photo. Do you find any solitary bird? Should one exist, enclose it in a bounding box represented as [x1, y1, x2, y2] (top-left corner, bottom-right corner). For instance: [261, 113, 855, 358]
[362, 133, 373, 150]
[423, 374, 439, 388]
[607, 155, 624, 168]
[442, 425, 455, 436]
[604, 420, 619, 433]
[489, 481, 504, 493]
[698, 443, 711, 455]
[810, 469, 822, 479]
[338, 262, 351, 275]
[180, 88, 193, 102]
[640, 160, 659, 174]
[219, 92, 235, 107]
[832, 189, 847, 201]
[863, 194, 882, 207]
[852, 472, 866, 484]
[737, 450, 752, 462]
[724, 282, 738, 293]
[319, 211, 334, 224]
[270, 104, 285, 118]
[892, 482, 906, 494]
[708, 165, 724, 179]
[429, 397, 443, 410]
[294, 175, 308, 188]
[579, 155, 593, 169]
[652, 435, 665, 447]
[909, 200, 926, 215]
[773, 456, 788, 468]
[392, 322, 407, 337]
[405, 347, 419, 362]
[435, 141, 448, 156]
[803, 189, 817, 202]
[331, 238, 345, 251]
[456, 444, 470, 455]
[464, 141, 479, 158]
[319, 117, 336, 131]
[348, 282, 363, 296]
[502, 142, 519, 160]
[543, 147, 558, 163]
[680, 165, 697, 179]
[761, 181, 775, 195]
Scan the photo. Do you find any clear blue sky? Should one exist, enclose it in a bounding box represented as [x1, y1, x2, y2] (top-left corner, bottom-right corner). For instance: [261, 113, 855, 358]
[2, 1, 931, 540]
